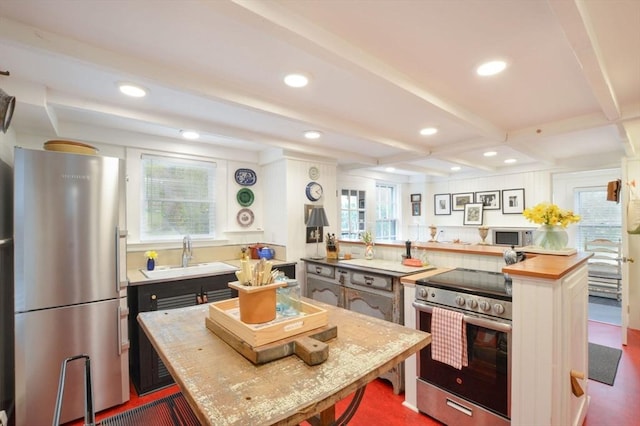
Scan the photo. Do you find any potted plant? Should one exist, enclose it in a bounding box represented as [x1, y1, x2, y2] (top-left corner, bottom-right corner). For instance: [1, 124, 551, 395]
[361, 231, 374, 260]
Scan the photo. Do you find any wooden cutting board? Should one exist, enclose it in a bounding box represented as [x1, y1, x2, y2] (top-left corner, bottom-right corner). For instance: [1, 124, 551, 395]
[205, 317, 337, 365]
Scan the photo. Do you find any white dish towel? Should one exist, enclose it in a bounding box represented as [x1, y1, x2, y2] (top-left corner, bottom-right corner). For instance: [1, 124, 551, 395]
[431, 306, 468, 370]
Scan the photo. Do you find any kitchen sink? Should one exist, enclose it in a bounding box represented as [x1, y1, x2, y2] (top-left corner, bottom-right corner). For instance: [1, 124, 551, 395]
[141, 261, 239, 279]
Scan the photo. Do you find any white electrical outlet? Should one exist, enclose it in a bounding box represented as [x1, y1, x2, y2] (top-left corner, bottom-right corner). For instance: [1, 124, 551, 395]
[0, 409, 8, 426]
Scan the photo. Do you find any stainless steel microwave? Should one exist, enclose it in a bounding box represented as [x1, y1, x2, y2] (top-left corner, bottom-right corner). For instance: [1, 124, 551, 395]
[492, 228, 534, 247]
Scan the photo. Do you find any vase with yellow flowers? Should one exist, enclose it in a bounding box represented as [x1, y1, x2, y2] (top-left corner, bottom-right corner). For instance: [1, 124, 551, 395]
[361, 230, 374, 260]
[522, 203, 581, 250]
[145, 250, 158, 271]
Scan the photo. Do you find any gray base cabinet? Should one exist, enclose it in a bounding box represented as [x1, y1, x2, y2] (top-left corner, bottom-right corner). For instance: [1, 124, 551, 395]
[304, 259, 405, 393]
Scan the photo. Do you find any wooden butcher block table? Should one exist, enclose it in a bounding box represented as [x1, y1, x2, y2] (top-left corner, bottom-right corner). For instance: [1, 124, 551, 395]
[138, 299, 431, 426]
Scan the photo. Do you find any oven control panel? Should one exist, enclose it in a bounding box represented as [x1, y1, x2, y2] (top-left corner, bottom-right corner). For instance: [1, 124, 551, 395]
[416, 285, 512, 321]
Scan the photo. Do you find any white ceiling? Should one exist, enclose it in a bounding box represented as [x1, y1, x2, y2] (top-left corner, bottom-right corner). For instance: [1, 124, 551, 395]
[0, 0, 639, 180]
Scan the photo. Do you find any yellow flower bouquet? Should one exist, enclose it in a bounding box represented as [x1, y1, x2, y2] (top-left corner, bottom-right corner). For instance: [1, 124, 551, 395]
[144, 250, 158, 260]
[523, 203, 580, 250]
[522, 203, 581, 228]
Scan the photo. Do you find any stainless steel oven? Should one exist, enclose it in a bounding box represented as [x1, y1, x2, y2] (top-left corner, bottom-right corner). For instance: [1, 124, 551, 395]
[413, 268, 512, 426]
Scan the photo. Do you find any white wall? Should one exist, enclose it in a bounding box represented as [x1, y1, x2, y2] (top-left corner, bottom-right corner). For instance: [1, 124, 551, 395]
[399, 171, 550, 243]
[283, 157, 338, 263]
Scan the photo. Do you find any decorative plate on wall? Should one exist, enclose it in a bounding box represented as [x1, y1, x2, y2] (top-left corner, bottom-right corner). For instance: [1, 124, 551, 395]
[236, 188, 254, 207]
[308, 166, 320, 180]
[234, 168, 257, 186]
[237, 208, 255, 227]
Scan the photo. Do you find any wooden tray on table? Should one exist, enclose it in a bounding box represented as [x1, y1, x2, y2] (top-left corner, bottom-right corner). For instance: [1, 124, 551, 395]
[206, 298, 336, 365]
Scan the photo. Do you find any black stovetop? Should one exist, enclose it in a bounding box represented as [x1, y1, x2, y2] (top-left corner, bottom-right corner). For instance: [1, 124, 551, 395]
[416, 268, 512, 300]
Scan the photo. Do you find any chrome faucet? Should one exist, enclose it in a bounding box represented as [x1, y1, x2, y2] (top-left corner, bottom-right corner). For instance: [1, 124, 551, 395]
[182, 235, 193, 267]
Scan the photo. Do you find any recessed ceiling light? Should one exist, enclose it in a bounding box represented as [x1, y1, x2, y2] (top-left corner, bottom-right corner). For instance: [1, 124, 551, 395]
[419, 127, 438, 136]
[477, 60, 507, 76]
[385, 167, 395, 172]
[483, 151, 497, 157]
[304, 130, 322, 139]
[451, 166, 461, 171]
[504, 158, 517, 164]
[118, 83, 147, 97]
[284, 73, 309, 88]
[181, 130, 200, 140]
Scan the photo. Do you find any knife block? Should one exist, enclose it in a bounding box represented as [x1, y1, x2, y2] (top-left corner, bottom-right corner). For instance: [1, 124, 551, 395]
[326, 240, 339, 259]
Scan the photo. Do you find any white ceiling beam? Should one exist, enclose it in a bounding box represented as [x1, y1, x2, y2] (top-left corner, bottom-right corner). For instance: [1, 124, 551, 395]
[621, 118, 640, 157]
[0, 17, 421, 156]
[389, 163, 449, 177]
[231, 0, 508, 142]
[548, 0, 620, 121]
[376, 151, 432, 166]
[436, 155, 496, 173]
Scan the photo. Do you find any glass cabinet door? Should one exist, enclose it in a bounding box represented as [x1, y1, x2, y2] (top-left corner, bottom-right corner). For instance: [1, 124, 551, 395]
[341, 189, 365, 239]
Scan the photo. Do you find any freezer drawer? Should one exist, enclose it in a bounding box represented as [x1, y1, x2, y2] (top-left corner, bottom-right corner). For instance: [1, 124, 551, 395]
[14, 298, 129, 426]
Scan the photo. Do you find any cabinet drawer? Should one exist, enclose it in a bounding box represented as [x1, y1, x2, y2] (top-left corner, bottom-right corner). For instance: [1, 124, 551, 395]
[306, 262, 335, 279]
[350, 271, 392, 291]
[344, 287, 394, 322]
[306, 276, 342, 307]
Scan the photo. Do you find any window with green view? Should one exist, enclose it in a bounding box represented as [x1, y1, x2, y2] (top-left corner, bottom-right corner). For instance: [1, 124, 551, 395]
[141, 154, 217, 241]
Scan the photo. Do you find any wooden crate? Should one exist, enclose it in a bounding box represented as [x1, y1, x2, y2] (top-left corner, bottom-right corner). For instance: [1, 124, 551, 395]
[208, 298, 328, 347]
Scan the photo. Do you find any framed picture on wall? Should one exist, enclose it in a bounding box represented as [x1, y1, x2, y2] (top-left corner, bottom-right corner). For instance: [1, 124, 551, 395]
[304, 204, 324, 243]
[411, 193, 422, 202]
[475, 190, 501, 210]
[434, 193, 451, 215]
[412, 202, 421, 216]
[306, 226, 323, 244]
[502, 188, 525, 214]
[452, 192, 473, 211]
[463, 203, 484, 225]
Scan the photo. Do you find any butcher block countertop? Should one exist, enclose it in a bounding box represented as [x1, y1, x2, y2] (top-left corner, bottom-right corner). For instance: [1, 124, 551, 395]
[301, 257, 434, 277]
[502, 251, 591, 280]
[399, 252, 590, 284]
[399, 267, 454, 286]
[337, 240, 592, 282]
[138, 301, 431, 426]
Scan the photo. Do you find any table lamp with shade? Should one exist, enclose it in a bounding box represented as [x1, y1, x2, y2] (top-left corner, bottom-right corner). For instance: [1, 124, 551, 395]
[306, 206, 329, 259]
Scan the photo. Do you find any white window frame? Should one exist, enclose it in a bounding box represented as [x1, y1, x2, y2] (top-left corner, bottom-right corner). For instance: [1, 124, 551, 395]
[574, 186, 622, 250]
[140, 154, 217, 242]
[375, 182, 398, 240]
[126, 148, 228, 244]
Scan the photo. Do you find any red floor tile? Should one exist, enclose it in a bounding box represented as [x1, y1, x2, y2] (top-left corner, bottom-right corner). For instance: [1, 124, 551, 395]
[65, 321, 640, 426]
[584, 323, 640, 426]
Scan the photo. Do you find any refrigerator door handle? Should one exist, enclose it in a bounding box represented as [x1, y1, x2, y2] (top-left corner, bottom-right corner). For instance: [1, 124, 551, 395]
[115, 227, 121, 294]
[118, 305, 130, 355]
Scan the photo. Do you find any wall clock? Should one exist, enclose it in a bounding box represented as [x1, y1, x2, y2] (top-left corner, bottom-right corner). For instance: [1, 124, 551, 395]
[308, 166, 320, 180]
[305, 181, 323, 201]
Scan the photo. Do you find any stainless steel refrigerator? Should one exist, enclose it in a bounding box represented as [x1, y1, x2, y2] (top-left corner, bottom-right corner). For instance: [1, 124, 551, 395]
[1, 156, 14, 424]
[13, 147, 129, 425]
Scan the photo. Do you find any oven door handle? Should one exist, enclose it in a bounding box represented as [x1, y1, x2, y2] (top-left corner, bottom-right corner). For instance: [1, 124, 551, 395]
[413, 301, 512, 333]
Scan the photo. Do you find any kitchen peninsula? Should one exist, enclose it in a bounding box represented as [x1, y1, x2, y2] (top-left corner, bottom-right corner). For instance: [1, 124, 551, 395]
[356, 240, 590, 426]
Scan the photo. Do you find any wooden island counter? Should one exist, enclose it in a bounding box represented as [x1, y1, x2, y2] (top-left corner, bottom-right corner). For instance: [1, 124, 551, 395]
[138, 300, 431, 426]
